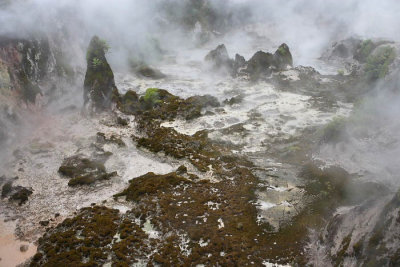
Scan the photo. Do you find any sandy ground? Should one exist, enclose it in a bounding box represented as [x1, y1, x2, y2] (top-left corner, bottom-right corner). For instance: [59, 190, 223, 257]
[0, 218, 36, 267]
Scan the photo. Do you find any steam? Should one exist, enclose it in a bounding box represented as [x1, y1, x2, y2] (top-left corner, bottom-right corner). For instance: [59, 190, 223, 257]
[317, 71, 400, 188]
[1, 0, 400, 68]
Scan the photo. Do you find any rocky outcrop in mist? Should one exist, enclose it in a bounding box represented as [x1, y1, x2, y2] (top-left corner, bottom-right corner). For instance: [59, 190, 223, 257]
[0, 36, 53, 103]
[205, 43, 293, 80]
[83, 36, 118, 112]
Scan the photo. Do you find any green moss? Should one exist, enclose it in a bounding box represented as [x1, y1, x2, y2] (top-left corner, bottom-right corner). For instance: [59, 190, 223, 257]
[278, 46, 286, 55]
[364, 46, 396, 80]
[356, 39, 375, 62]
[142, 88, 161, 107]
[86, 37, 109, 61]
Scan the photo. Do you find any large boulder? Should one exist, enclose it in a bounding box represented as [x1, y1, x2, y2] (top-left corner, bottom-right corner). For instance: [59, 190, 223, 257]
[83, 36, 118, 112]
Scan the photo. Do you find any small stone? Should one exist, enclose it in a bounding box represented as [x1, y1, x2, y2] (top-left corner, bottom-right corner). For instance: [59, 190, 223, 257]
[20, 244, 28, 252]
[54, 213, 60, 218]
[39, 220, 49, 226]
[117, 116, 128, 126]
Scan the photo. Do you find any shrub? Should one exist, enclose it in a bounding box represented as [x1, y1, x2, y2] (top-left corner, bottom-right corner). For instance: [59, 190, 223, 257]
[364, 46, 396, 80]
[92, 57, 103, 69]
[357, 39, 374, 62]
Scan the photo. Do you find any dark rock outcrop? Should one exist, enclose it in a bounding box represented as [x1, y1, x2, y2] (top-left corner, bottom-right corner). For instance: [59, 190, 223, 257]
[0, 36, 55, 103]
[204, 44, 234, 72]
[83, 36, 118, 112]
[1, 177, 33, 205]
[244, 43, 293, 80]
[244, 51, 274, 80]
[205, 43, 293, 80]
[233, 53, 246, 73]
[58, 154, 116, 186]
[273, 43, 293, 69]
[116, 88, 219, 121]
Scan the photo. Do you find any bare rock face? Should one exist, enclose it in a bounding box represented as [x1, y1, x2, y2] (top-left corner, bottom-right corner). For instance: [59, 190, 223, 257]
[204, 44, 234, 72]
[83, 36, 118, 112]
[0, 36, 55, 103]
[233, 54, 246, 70]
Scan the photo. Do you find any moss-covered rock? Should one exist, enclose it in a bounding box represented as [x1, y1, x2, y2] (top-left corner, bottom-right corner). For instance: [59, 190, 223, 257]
[364, 46, 396, 80]
[114, 171, 193, 202]
[83, 36, 118, 111]
[116, 87, 219, 121]
[274, 43, 293, 69]
[30, 206, 122, 267]
[354, 39, 376, 63]
[117, 90, 141, 114]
